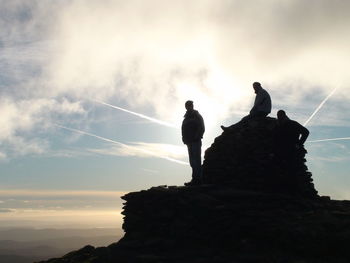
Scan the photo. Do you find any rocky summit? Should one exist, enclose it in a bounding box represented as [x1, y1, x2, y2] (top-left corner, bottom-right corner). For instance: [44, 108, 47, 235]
[203, 117, 318, 197]
[38, 118, 350, 263]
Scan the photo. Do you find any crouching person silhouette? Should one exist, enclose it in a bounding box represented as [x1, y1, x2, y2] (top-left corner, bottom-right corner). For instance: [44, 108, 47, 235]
[274, 110, 310, 194]
[182, 100, 205, 186]
[275, 110, 309, 163]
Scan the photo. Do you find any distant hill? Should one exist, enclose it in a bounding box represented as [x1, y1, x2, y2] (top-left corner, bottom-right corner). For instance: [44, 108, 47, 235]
[0, 254, 43, 263]
[0, 228, 123, 262]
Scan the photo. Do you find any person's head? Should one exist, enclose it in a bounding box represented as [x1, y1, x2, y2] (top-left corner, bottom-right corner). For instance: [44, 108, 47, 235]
[185, 100, 194, 111]
[277, 110, 288, 122]
[252, 82, 262, 94]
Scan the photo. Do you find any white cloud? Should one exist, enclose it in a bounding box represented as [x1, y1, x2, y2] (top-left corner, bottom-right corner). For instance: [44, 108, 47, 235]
[141, 168, 160, 174]
[1, 0, 350, 159]
[44, 0, 350, 124]
[89, 142, 187, 159]
[0, 97, 86, 157]
[0, 208, 123, 228]
[88, 142, 188, 165]
[56, 124, 189, 164]
[45, 148, 95, 158]
[0, 209, 12, 213]
[0, 152, 7, 161]
[0, 184, 125, 226]
[309, 155, 350, 163]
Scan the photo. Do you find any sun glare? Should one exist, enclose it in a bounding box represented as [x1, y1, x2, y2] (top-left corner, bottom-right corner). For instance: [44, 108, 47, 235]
[176, 69, 247, 131]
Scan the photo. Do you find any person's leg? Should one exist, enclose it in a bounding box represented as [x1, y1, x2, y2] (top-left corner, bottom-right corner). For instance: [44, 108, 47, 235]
[221, 115, 251, 131]
[254, 111, 268, 118]
[191, 140, 202, 182]
[187, 144, 195, 178]
[237, 111, 267, 124]
[221, 111, 269, 131]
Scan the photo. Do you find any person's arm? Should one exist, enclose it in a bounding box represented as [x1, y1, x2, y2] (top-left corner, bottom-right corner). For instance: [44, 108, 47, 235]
[199, 114, 205, 136]
[250, 97, 258, 114]
[181, 120, 186, 144]
[250, 91, 266, 113]
[298, 124, 309, 145]
[249, 106, 256, 114]
[194, 112, 205, 140]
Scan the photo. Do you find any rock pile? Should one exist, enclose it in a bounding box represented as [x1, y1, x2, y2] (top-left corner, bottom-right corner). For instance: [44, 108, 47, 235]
[203, 117, 317, 197]
[39, 186, 350, 263]
[119, 186, 350, 262]
[38, 117, 350, 263]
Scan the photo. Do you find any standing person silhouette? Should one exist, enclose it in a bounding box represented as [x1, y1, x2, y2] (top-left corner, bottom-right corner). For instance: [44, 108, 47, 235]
[181, 100, 205, 186]
[221, 82, 271, 131]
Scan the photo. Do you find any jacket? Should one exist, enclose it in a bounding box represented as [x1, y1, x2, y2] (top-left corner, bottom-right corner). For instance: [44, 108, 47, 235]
[250, 88, 272, 114]
[181, 110, 205, 144]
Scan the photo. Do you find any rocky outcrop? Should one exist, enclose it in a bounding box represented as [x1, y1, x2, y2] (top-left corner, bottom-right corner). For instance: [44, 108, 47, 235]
[38, 117, 350, 263]
[39, 186, 350, 263]
[203, 117, 317, 197]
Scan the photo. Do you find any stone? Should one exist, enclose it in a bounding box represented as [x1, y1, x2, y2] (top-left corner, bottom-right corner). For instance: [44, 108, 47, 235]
[37, 118, 350, 263]
[203, 117, 317, 198]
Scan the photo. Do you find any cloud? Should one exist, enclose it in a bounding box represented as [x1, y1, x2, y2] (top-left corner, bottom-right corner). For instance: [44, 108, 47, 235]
[44, 0, 350, 124]
[45, 148, 95, 158]
[0, 190, 126, 226]
[307, 140, 350, 164]
[1, 0, 350, 159]
[0, 189, 126, 198]
[328, 189, 350, 200]
[0, 208, 123, 228]
[309, 155, 350, 163]
[0, 152, 7, 161]
[0, 208, 12, 213]
[0, 96, 86, 157]
[57, 124, 189, 165]
[88, 142, 188, 163]
[141, 168, 160, 174]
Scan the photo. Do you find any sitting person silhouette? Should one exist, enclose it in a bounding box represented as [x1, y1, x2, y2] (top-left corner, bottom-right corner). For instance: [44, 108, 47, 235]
[221, 82, 271, 131]
[181, 100, 205, 186]
[274, 110, 309, 161]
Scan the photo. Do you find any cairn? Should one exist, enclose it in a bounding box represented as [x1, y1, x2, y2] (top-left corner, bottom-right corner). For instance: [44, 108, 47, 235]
[40, 117, 350, 263]
[203, 117, 318, 197]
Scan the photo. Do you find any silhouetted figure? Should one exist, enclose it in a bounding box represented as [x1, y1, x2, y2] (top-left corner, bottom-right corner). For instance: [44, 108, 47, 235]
[274, 110, 309, 162]
[221, 82, 271, 131]
[182, 100, 205, 186]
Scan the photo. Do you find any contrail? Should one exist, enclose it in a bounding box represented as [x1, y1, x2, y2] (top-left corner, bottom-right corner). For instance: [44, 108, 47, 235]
[308, 137, 350, 143]
[303, 88, 337, 126]
[93, 100, 178, 129]
[55, 124, 188, 165]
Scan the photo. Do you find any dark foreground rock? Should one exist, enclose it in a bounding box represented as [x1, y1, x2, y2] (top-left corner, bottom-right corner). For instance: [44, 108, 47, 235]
[203, 117, 317, 197]
[38, 118, 349, 263]
[38, 186, 350, 263]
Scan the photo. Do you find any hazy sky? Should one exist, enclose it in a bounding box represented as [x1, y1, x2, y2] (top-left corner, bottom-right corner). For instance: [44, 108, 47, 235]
[1, 0, 350, 228]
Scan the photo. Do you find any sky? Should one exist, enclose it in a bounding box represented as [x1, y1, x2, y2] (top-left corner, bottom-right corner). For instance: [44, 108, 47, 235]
[0, 0, 350, 229]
